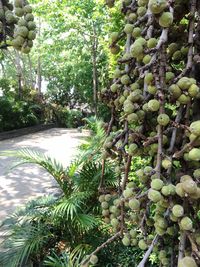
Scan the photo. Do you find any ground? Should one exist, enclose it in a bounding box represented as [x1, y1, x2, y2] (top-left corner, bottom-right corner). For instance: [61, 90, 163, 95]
[0, 128, 88, 222]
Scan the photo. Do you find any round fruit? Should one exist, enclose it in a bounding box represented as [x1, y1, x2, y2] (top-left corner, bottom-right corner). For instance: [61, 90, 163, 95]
[90, 255, 98, 265]
[149, 0, 167, 14]
[159, 12, 173, 28]
[129, 198, 140, 210]
[148, 99, 160, 112]
[151, 179, 164, 190]
[157, 114, 170, 126]
[172, 204, 184, 217]
[178, 257, 197, 267]
[180, 217, 193, 231]
[188, 148, 200, 161]
[190, 121, 200, 136]
[148, 189, 162, 202]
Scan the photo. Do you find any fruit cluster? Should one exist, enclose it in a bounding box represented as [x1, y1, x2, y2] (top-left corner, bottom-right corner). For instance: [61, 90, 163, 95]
[0, 0, 36, 53]
[99, 0, 200, 266]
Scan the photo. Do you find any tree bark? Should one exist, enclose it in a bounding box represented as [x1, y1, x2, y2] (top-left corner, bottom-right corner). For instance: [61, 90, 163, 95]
[15, 50, 23, 99]
[92, 22, 98, 116]
[37, 17, 42, 95]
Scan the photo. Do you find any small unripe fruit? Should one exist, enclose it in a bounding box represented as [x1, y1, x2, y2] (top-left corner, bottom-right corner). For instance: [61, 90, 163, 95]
[129, 198, 140, 210]
[188, 84, 199, 97]
[177, 77, 192, 90]
[111, 218, 119, 227]
[159, 12, 173, 28]
[157, 114, 170, 126]
[178, 94, 190, 105]
[182, 179, 197, 194]
[123, 188, 134, 198]
[151, 179, 164, 190]
[143, 55, 151, 64]
[127, 113, 138, 123]
[169, 84, 181, 99]
[121, 74, 131, 85]
[148, 189, 162, 202]
[180, 217, 193, 231]
[172, 204, 184, 217]
[148, 99, 160, 112]
[128, 143, 138, 155]
[124, 23, 134, 34]
[149, 0, 167, 14]
[176, 183, 185, 197]
[147, 38, 157, 48]
[188, 148, 200, 161]
[101, 201, 109, 209]
[132, 27, 141, 38]
[162, 158, 172, 169]
[144, 72, 153, 84]
[138, 239, 147, 250]
[90, 255, 98, 265]
[122, 235, 131, 246]
[178, 257, 197, 267]
[190, 120, 200, 136]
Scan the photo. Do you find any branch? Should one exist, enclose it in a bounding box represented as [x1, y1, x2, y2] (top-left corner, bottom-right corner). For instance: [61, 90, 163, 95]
[178, 232, 186, 262]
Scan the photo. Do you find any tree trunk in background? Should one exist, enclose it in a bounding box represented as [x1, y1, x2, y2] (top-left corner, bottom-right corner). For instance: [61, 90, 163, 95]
[28, 54, 35, 89]
[92, 23, 98, 117]
[15, 50, 23, 99]
[37, 17, 42, 95]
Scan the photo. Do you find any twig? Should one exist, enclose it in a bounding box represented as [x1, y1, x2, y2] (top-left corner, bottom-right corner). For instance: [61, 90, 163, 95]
[178, 232, 186, 262]
[137, 235, 159, 267]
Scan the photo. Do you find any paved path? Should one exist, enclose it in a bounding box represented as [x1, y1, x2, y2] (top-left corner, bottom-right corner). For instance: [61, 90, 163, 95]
[0, 128, 88, 221]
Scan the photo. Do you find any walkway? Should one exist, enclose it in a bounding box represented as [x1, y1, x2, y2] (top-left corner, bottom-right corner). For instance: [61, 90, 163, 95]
[0, 128, 88, 221]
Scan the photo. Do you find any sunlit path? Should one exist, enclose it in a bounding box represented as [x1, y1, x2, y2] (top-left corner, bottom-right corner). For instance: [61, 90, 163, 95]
[0, 128, 88, 221]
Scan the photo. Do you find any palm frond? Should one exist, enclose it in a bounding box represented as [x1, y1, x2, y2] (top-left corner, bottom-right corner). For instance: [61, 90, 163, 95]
[74, 213, 99, 232]
[1, 148, 70, 193]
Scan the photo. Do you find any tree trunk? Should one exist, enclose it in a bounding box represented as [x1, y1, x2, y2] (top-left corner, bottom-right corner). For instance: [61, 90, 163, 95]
[15, 50, 23, 99]
[92, 23, 98, 117]
[37, 17, 42, 95]
[28, 54, 35, 89]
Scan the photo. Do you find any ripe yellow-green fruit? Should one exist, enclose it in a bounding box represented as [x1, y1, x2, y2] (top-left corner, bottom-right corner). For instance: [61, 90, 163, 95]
[172, 204, 184, 217]
[135, 37, 146, 46]
[137, 6, 146, 16]
[188, 84, 199, 97]
[161, 184, 175, 196]
[190, 121, 200, 136]
[144, 72, 153, 84]
[101, 201, 109, 209]
[175, 183, 185, 197]
[124, 23, 133, 34]
[180, 217, 193, 231]
[130, 43, 143, 57]
[147, 38, 157, 48]
[177, 77, 192, 90]
[194, 169, 200, 179]
[123, 188, 134, 198]
[99, 195, 105, 202]
[122, 235, 131, 246]
[180, 175, 193, 183]
[90, 255, 98, 265]
[144, 166, 153, 175]
[188, 148, 200, 161]
[162, 158, 172, 169]
[177, 94, 190, 105]
[148, 189, 162, 202]
[138, 239, 147, 250]
[149, 0, 167, 14]
[178, 257, 197, 267]
[129, 198, 140, 210]
[110, 45, 120, 54]
[159, 12, 173, 28]
[148, 99, 160, 112]
[127, 113, 138, 123]
[110, 83, 119, 93]
[151, 179, 164, 190]
[157, 114, 170, 126]
[165, 72, 175, 82]
[111, 218, 119, 227]
[128, 13, 137, 22]
[132, 27, 141, 38]
[143, 55, 151, 64]
[182, 179, 197, 194]
[169, 84, 181, 99]
[110, 32, 118, 42]
[128, 143, 138, 155]
[148, 85, 157, 94]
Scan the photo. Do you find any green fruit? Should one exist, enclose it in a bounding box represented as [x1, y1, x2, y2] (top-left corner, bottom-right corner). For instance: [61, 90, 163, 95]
[122, 235, 131, 246]
[151, 179, 164, 190]
[194, 169, 200, 179]
[27, 21, 36, 30]
[169, 84, 181, 98]
[102, 209, 110, 216]
[124, 24, 134, 34]
[124, 103, 135, 114]
[177, 77, 192, 90]
[182, 179, 197, 194]
[132, 27, 141, 38]
[159, 250, 167, 260]
[148, 99, 160, 112]
[110, 45, 120, 54]
[111, 83, 119, 93]
[28, 30, 36, 40]
[172, 204, 184, 217]
[121, 74, 131, 85]
[128, 143, 138, 155]
[188, 148, 200, 161]
[161, 184, 175, 196]
[90, 255, 98, 265]
[130, 43, 143, 57]
[25, 13, 34, 21]
[157, 217, 168, 229]
[99, 195, 105, 202]
[148, 85, 157, 94]
[18, 18, 27, 26]
[23, 5, 33, 14]
[101, 201, 109, 209]
[188, 84, 199, 97]
[129, 198, 140, 210]
[159, 12, 173, 28]
[177, 94, 190, 104]
[165, 72, 175, 82]
[178, 257, 197, 267]
[162, 158, 172, 169]
[172, 51, 182, 61]
[176, 183, 185, 197]
[17, 26, 29, 37]
[168, 42, 179, 54]
[180, 217, 193, 231]
[111, 218, 119, 227]
[190, 121, 200, 136]
[12, 36, 24, 47]
[138, 239, 147, 250]
[143, 55, 151, 64]
[105, 194, 111, 201]
[144, 72, 153, 84]
[147, 38, 157, 48]
[14, 0, 23, 8]
[137, 6, 146, 16]
[148, 189, 162, 202]
[149, 0, 167, 14]
[15, 7, 24, 17]
[157, 114, 170, 126]
[128, 13, 137, 22]
[127, 113, 138, 123]
[123, 188, 134, 198]
[130, 229, 137, 238]
[135, 37, 146, 46]
[180, 175, 193, 183]
[144, 166, 153, 175]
